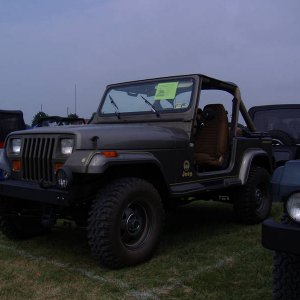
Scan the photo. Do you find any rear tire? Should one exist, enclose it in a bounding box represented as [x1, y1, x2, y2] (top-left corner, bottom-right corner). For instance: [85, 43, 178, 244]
[234, 166, 271, 224]
[87, 177, 164, 269]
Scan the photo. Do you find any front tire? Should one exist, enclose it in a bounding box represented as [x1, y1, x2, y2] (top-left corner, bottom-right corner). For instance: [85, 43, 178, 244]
[234, 166, 271, 224]
[273, 215, 300, 300]
[1, 215, 46, 239]
[87, 177, 164, 269]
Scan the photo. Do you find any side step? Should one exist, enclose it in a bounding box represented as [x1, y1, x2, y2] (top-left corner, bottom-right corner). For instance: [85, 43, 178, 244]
[170, 177, 241, 196]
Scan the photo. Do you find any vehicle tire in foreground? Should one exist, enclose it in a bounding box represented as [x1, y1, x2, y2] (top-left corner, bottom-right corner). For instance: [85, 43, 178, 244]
[1, 215, 46, 239]
[234, 166, 271, 224]
[273, 251, 300, 300]
[87, 177, 164, 269]
[273, 215, 300, 300]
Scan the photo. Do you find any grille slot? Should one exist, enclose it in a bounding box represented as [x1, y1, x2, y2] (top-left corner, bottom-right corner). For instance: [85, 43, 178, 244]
[22, 137, 56, 182]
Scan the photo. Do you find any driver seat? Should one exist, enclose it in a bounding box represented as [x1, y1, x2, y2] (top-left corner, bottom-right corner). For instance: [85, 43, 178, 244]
[194, 104, 229, 168]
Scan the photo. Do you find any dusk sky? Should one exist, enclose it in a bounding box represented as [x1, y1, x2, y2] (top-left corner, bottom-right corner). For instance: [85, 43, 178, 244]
[1, 0, 300, 124]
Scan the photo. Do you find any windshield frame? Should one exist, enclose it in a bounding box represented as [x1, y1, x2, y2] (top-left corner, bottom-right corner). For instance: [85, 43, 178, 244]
[90, 74, 249, 139]
[97, 75, 197, 119]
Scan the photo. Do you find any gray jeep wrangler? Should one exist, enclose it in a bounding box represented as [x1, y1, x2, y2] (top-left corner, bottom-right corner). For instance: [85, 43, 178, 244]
[0, 74, 273, 268]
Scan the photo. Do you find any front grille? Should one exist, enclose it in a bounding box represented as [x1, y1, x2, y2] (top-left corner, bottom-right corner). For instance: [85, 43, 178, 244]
[22, 137, 56, 182]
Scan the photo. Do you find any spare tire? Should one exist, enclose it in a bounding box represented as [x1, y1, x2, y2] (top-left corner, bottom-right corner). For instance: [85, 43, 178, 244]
[268, 130, 294, 146]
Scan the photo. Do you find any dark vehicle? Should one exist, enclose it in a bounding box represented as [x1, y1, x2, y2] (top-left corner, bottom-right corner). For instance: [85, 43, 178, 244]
[0, 74, 273, 268]
[249, 104, 300, 167]
[36, 116, 86, 127]
[0, 110, 26, 148]
[262, 160, 300, 300]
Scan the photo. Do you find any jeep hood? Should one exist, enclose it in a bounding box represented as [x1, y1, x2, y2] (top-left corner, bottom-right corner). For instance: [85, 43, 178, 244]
[11, 124, 189, 150]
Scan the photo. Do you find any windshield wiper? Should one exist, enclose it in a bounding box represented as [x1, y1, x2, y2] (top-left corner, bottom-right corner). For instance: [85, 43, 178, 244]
[109, 95, 121, 119]
[140, 96, 160, 117]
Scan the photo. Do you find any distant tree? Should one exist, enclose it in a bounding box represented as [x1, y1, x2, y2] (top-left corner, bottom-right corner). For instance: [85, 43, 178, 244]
[68, 113, 79, 119]
[32, 111, 48, 127]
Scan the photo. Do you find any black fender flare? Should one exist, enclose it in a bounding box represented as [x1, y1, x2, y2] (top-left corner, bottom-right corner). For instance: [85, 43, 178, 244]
[239, 149, 272, 184]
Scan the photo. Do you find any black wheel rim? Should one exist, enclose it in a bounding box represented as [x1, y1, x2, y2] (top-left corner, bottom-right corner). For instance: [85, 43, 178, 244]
[255, 184, 266, 210]
[120, 200, 150, 249]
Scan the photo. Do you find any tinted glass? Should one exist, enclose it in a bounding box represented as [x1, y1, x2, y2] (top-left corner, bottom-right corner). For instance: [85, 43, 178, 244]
[252, 108, 300, 143]
[0, 112, 25, 141]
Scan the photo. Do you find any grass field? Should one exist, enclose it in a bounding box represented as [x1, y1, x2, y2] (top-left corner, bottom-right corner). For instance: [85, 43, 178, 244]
[0, 201, 282, 300]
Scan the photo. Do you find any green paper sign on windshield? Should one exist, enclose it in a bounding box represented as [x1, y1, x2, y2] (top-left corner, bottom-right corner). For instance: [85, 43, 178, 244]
[155, 82, 178, 100]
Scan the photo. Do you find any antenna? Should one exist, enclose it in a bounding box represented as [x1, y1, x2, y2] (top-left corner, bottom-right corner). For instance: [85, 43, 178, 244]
[75, 84, 77, 115]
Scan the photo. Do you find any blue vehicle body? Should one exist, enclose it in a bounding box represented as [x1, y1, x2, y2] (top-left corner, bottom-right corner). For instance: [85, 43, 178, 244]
[262, 160, 300, 254]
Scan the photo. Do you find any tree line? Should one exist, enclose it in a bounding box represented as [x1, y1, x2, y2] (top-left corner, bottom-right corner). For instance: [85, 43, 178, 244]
[31, 112, 79, 127]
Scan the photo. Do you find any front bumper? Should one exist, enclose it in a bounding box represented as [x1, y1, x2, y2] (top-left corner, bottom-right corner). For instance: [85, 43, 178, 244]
[262, 219, 300, 255]
[0, 179, 78, 206]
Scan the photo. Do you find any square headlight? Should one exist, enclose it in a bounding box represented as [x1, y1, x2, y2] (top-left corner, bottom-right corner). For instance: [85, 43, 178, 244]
[61, 139, 74, 155]
[11, 138, 22, 154]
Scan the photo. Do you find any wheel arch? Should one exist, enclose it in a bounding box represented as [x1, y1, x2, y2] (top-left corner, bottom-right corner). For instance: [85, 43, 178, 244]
[239, 149, 272, 185]
[101, 162, 170, 200]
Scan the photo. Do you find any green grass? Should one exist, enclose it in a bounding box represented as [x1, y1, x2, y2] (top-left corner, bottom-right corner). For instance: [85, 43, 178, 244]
[0, 201, 282, 300]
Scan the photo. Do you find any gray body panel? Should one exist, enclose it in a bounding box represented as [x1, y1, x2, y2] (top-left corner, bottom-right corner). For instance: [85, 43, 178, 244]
[10, 124, 189, 150]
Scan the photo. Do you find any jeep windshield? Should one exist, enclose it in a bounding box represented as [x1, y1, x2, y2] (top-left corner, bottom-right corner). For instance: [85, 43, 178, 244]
[99, 78, 194, 117]
[251, 107, 300, 144]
